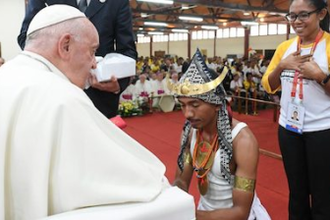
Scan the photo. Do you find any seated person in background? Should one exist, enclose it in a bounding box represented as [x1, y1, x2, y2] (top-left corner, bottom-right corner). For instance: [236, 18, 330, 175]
[150, 57, 160, 73]
[151, 70, 170, 95]
[151, 70, 170, 107]
[243, 72, 257, 97]
[0, 57, 5, 67]
[134, 73, 153, 97]
[171, 72, 179, 85]
[250, 59, 262, 87]
[120, 76, 138, 102]
[170, 49, 270, 220]
[230, 73, 243, 94]
[0, 5, 166, 219]
[149, 72, 157, 81]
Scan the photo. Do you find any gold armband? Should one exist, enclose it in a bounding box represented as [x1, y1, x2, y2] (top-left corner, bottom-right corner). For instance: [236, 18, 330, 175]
[234, 176, 256, 192]
[184, 152, 192, 165]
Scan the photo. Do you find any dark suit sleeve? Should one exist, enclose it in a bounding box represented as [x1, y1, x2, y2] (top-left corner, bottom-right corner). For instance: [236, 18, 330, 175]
[17, 0, 47, 49]
[115, 0, 137, 60]
[115, 0, 138, 92]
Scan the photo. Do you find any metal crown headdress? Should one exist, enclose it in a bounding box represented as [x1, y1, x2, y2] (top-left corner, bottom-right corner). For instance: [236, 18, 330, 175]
[167, 48, 228, 96]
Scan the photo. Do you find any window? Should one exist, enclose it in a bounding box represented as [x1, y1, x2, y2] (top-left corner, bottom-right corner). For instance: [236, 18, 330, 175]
[278, 24, 287, 35]
[250, 25, 259, 36]
[230, 28, 237, 37]
[237, 28, 244, 37]
[216, 29, 223, 38]
[197, 30, 203, 39]
[162, 35, 169, 42]
[138, 36, 150, 43]
[259, 24, 268, 35]
[208, 31, 215, 39]
[268, 24, 277, 35]
[203, 30, 209, 39]
[223, 28, 229, 38]
[191, 31, 197, 40]
[153, 35, 160, 42]
[173, 33, 179, 41]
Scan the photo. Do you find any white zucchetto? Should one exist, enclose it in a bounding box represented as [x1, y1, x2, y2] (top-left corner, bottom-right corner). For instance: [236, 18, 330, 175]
[27, 4, 86, 36]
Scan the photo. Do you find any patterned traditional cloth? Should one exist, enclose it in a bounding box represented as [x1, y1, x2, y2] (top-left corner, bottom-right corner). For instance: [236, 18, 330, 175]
[173, 49, 233, 184]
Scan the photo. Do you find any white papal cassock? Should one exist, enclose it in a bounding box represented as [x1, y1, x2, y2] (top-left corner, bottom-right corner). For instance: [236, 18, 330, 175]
[0, 51, 167, 220]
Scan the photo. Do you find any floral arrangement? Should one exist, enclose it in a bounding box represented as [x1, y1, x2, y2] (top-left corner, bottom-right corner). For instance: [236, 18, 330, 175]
[118, 101, 142, 117]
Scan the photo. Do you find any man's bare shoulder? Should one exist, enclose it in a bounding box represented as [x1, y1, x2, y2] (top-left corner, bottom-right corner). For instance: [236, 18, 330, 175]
[232, 118, 259, 155]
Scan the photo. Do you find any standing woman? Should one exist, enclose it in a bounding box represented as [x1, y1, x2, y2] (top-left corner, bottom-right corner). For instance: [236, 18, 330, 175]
[262, 0, 330, 219]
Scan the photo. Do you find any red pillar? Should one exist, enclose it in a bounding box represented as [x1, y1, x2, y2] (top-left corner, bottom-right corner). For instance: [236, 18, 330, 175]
[244, 27, 250, 59]
[150, 36, 153, 57]
[188, 32, 191, 59]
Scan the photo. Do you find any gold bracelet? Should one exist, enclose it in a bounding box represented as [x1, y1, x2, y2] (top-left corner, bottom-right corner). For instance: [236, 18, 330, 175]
[234, 176, 255, 192]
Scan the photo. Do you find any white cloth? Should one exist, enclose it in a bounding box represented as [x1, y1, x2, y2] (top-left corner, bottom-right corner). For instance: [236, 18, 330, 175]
[41, 186, 195, 220]
[190, 122, 271, 219]
[0, 51, 166, 220]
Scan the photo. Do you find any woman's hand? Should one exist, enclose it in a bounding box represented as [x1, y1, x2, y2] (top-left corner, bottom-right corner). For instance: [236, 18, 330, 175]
[298, 58, 325, 83]
[279, 51, 312, 71]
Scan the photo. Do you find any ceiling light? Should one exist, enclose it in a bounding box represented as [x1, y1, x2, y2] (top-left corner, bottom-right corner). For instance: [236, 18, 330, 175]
[181, 4, 190, 10]
[172, 29, 189, 33]
[179, 16, 203, 22]
[223, 22, 227, 26]
[148, 32, 164, 35]
[243, 12, 250, 16]
[259, 18, 265, 22]
[137, 34, 145, 37]
[241, 21, 259, 26]
[201, 25, 219, 30]
[144, 21, 168, 27]
[141, 13, 148, 18]
[137, 0, 173, 4]
[139, 27, 143, 30]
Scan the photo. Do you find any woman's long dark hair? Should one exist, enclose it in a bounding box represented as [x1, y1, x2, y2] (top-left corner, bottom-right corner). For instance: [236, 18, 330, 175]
[291, 0, 330, 32]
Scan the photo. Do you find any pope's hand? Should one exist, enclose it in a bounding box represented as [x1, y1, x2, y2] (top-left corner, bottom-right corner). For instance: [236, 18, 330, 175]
[89, 75, 121, 94]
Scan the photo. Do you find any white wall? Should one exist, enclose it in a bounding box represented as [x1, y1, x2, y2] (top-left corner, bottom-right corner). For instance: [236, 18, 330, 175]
[0, 0, 25, 60]
[136, 34, 297, 58]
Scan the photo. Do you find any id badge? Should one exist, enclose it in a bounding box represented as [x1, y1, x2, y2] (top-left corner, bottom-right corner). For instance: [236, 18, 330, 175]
[285, 102, 305, 134]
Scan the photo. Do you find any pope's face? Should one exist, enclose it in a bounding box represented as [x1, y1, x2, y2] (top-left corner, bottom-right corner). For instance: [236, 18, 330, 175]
[69, 21, 99, 88]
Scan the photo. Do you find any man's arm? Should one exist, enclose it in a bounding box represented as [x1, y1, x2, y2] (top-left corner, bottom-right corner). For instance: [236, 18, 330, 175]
[172, 133, 194, 192]
[113, 0, 138, 93]
[172, 151, 194, 192]
[197, 124, 259, 220]
[115, 0, 137, 60]
[17, 0, 47, 49]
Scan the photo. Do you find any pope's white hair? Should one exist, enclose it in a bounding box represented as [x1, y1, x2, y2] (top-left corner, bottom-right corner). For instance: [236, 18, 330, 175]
[25, 17, 88, 49]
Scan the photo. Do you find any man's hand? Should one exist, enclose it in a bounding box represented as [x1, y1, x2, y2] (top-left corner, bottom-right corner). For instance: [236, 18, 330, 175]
[89, 75, 121, 94]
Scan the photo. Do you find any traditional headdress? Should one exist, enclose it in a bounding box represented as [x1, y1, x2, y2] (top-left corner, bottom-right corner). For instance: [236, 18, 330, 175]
[167, 48, 233, 184]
